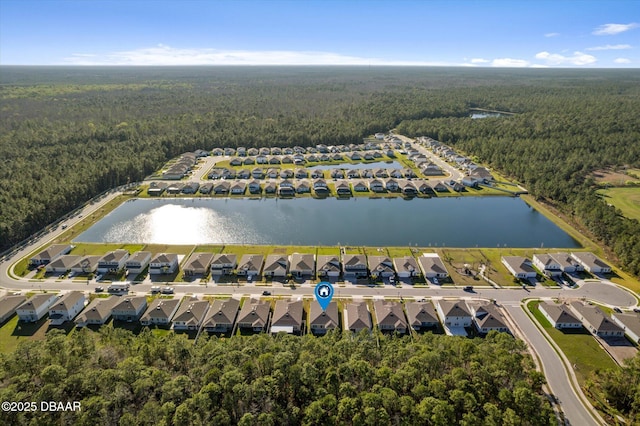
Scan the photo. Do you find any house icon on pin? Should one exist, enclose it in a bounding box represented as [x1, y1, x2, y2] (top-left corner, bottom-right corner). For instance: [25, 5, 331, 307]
[318, 285, 330, 297]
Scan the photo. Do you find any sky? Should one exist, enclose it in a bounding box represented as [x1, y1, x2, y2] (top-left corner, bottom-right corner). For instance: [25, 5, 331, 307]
[0, 0, 638, 67]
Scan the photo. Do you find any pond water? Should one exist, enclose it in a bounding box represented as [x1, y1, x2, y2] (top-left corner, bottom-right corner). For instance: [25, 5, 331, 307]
[74, 197, 580, 248]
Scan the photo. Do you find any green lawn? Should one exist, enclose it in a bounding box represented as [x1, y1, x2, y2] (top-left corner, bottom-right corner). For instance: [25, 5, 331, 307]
[597, 186, 640, 222]
[527, 300, 618, 384]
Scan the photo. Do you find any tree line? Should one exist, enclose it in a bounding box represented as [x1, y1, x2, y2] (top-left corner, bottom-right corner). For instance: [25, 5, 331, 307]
[0, 328, 556, 425]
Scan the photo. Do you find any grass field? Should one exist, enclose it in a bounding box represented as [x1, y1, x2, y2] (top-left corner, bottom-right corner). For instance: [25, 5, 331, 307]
[597, 186, 640, 222]
[527, 300, 618, 384]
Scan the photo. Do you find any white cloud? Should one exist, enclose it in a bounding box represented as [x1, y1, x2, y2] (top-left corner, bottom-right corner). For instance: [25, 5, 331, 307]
[470, 58, 490, 64]
[491, 58, 530, 67]
[614, 58, 631, 64]
[63, 44, 448, 66]
[592, 23, 639, 35]
[544, 32, 560, 37]
[535, 51, 597, 66]
[586, 44, 632, 51]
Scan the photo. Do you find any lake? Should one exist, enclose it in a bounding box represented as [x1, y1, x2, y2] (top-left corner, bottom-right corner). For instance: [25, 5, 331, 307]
[74, 197, 580, 248]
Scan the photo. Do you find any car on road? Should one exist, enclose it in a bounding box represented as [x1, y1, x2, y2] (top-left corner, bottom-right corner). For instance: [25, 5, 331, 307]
[262, 291, 271, 296]
[463, 286, 474, 292]
[61, 224, 68, 229]
[161, 287, 174, 294]
[633, 308, 640, 313]
[151, 286, 161, 294]
[613, 307, 622, 313]
[95, 286, 104, 292]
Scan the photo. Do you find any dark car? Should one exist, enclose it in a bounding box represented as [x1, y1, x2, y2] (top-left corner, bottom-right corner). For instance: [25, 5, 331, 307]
[463, 286, 474, 292]
[613, 307, 622, 313]
[262, 291, 271, 296]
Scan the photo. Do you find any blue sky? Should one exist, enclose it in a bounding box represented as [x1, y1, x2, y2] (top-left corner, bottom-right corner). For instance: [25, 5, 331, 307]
[1, 0, 638, 67]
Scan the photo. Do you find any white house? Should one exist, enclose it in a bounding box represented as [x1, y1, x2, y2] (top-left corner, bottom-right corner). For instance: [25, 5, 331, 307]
[149, 253, 179, 275]
[611, 313, 640, 344]
[97, 250, 130, 274]
[16, 294, 58, 322]
[436, 300, 472, 336]
[125, 251, 152, 275]
[48, 291, 86, 325]
[501, 256, 537, 279]
[539, 302, 582, 329]
[570, 252, 612, 274]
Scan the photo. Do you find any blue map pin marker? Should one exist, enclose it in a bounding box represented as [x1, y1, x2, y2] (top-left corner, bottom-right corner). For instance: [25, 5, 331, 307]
[314, 281, 334, 311]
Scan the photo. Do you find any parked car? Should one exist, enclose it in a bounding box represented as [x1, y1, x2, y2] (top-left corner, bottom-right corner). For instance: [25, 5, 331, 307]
[161, 287, 174, 294]
[151, 286, 161, 294]
[613, 307, 622, 313]
[95, 286, 104, 292]
[262, 291, 271, 296]
[463, 286, 474, 292]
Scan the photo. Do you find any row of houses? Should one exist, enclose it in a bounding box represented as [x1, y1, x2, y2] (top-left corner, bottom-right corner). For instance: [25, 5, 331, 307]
[0, 293, 510, 337]
[149, 177, 450, 197]
[209, 166, 419, 181]
[501, 252, 612, 280]
[161, 153, 197, 180]
[539, 301, 640, 343]
[209, 139, 404, 158]
[416, 136, 495, 186]
[30, 245, 451, 281]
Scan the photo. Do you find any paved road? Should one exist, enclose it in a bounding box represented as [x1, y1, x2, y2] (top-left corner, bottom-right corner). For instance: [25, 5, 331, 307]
[505, 305, 601, 426]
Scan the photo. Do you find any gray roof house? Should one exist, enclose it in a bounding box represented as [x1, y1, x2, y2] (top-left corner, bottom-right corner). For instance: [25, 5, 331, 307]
[405, 301, 439, 330]
[271, 300, 304, 334]
[112, 296, 148, 322]
[263, 254, 289, 278]
[97, 249, 130, 274]
[29, 244, 73, 267]
[611, 312, 640, 344]
[70, 255, 101, 274]
[48, 291, 86, 325]
[237, 299, 270, 332]
[468, 302, 509, 334]
[393, 256, 420, 278]
[570, 252, 612, 274]
[202, 298, 240, 333]
[0, 295, 27, 323]
[367, 256, 395, 279]
[75, 297, 119, 327]
[436, 301, 472, 336]
[46, 255, 83, 274]
[342, 254, 368, 280]
[417, 253, 449, 279]
[538, 302, 582, 329]
[374, 301, 407, 334]
[344, 302, 372, 333]
[309, 301, 339, 335]
[16, 294, 58, 322]
[172, 299, 210, 331]
[183, 253, 214, 276]
[532, 254, 563, 277]
[237, 254, 264, 277]
[149, 253, 179, 275]
[210, 254, 238, 275]
[140, 298, 181, 326]
[316, 255, 341, 278]
[289, 253, 315, 278]
[125, 251, 152, 274]
[501, 256, 537, 279]
[570, 302, 624, 337]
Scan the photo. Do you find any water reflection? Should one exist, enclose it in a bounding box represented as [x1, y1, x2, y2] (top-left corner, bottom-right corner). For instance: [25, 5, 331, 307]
[74, 197, 581, 248]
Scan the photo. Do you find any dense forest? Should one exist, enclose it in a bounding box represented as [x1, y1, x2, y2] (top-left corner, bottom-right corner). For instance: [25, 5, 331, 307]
[1, 66, 640, 274]
[0, 328, 557, 425]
